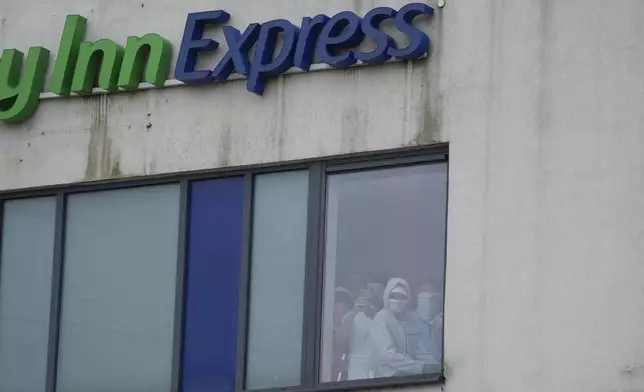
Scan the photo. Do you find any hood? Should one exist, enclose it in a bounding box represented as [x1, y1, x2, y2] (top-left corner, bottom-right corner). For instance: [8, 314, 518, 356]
[335, 286, 354, 304]
[383, 278, 411, 311]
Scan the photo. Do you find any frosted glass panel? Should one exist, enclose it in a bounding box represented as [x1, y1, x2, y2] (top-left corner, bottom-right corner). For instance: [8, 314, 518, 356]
[57, 185, 180, 392]
[0, 197, 56, 392]
[245, 171, 309, 389]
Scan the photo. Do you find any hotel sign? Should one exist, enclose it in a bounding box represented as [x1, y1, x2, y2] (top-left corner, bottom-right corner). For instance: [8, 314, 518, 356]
[0, 3, 434, 123]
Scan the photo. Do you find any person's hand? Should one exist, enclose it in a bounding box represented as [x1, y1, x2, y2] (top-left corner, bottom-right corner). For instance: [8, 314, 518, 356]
[354, 297, 369, 312]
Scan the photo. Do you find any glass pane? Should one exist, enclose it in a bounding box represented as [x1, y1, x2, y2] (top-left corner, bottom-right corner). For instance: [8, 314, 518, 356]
[320, 163, 447, 382]
[0, 198, 56, 392]
[245, 171, 309, 389]
[182, 178, 245, 392]
[56, 185, 180, 392]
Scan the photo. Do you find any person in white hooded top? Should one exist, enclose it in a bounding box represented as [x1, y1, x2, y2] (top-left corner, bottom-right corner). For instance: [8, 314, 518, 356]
[370, 278, 440, 378]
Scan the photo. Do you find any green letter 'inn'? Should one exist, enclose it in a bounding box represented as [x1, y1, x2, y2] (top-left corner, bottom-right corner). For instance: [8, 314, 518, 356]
[0, 15, 172, 123]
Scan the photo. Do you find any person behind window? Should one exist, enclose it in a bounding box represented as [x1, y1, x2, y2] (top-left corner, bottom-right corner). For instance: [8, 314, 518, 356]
[415, 282, 444, 361]
[332, 287, 353, 381]
[335, 276, 387, 380]
[370, 278, 439, 378]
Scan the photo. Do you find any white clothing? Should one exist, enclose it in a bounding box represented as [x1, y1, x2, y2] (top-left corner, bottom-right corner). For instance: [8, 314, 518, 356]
[348, 312, 374, 380]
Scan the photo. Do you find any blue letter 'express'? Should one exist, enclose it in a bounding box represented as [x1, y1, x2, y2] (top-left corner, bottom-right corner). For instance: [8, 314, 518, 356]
[175, 3, 434, 95]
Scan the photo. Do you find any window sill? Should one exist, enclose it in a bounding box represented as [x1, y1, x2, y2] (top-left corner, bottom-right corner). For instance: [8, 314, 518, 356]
[245, 373, 445, 392]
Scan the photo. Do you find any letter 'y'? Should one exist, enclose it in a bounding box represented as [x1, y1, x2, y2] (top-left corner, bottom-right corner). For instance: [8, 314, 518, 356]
[0, 47, 50, 123]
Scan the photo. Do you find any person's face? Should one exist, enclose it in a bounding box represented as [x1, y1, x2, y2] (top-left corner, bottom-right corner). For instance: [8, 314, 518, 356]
[417, 292, 432, 321]
[418, 291, 443, 321]
[365, 283, 385, 304]
[387, 290, 409, 314]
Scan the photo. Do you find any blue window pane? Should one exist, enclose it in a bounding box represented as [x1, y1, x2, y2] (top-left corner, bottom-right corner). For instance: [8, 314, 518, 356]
[182, 177, 245, 392]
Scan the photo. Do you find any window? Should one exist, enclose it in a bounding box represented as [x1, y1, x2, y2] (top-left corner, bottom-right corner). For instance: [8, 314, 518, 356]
[181, 178, 245, 392]
[320, 164, 447, 383]
[0, 147, 447, 392]
[56, 185, 180, 392]
[245, 171, 309, 389]
[0, 197, 57, 392]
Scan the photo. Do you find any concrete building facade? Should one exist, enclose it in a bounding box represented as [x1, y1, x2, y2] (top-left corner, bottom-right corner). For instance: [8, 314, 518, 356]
[1, 1, 643, 392]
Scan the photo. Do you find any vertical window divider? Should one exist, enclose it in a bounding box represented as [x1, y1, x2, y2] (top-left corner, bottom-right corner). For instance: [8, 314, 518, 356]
[45, 192, 66, 392]
[172, 180, 190, 392]
[235, 173, 254, 392]
[439, 158, 450, 376]
[302, 163, 324, 389]
[0, 201, 4, 285]
[312, 163, 329, 388]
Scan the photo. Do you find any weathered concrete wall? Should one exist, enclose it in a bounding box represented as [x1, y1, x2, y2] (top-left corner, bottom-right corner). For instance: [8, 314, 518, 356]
[442, 1, 644, 392]
[1, 0, 644, 392]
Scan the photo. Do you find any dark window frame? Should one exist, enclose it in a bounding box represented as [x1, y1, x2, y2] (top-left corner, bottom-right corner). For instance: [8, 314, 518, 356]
[0, 144, 448, 392]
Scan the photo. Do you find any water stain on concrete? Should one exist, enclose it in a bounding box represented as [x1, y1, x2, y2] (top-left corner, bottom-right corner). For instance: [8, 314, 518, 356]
[110, 158, 122, 177]
[218, 122, 232, 167]
[412, 5, 445, 147]
[84, 95, 122, 180]
[341, 69, 368, 153]
[150, 159, 157, 174]
[276, 75, 288, 161]
[341, 106, 368, 153]
[407, 59, 442, 146]
[419, 81, 442, 144]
